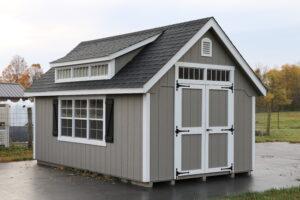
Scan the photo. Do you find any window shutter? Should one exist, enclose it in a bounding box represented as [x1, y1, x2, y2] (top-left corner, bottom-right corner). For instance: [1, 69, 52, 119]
[53, 98, 58, 137]
[105, 98, 114, 143]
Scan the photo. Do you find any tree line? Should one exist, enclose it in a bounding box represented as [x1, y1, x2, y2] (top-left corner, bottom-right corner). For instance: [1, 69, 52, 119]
[0, 55, 43, 88]
[255, 64, 300, 134]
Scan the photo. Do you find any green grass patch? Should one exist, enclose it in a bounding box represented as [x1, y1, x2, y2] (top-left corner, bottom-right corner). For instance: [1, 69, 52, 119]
[222, 186, 300, 200]
[0, 144, 33, 162]
[256, 111, 300, 143]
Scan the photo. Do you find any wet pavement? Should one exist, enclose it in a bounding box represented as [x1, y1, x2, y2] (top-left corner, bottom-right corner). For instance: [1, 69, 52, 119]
[0, 142, 299, 200]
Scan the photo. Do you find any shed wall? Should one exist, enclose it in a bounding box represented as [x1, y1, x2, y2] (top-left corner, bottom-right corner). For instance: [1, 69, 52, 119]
[35, 95, 143, 181]
[149, 29, 259, 181]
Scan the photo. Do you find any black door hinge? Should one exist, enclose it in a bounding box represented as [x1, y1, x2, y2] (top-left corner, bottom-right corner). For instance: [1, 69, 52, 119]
[176, 80, 190, 90]
[175, 126, 190, 136]
[221, 163, 233, 171]
[221, 125, 234, 134]
[176, 168, 190, 177]
[221, 84, 234, 93]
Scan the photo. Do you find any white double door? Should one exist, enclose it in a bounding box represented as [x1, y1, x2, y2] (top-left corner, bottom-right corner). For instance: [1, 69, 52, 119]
[174, 84, 234, 177]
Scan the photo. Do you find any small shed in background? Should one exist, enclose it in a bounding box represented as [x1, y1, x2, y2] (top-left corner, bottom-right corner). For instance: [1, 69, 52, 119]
[0, 83, 25, 102]
[0, 83, 33, 146]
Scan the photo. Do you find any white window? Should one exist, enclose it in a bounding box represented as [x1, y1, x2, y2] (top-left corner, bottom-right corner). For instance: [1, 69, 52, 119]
[73, 66, 89, 78]
[55, 61, 113, 83]
[58, 97, 106, 146]
[56, 68, 72, 80]
[207, 69, 230, 82]
[201, 37, 212, 57]
[91, 64, 108, 77]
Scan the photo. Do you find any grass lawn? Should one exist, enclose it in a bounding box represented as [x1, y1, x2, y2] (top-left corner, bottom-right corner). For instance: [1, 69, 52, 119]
[256, 111, 300, 143]
[0, 144, 33, 162]
[222, 186, 300, 200]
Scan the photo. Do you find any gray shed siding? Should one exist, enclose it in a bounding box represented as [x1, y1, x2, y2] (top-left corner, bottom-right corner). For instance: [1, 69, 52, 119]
[35, 95, 143, 181]
[149, 67, 175, 181]
[149, 29, 258, 181]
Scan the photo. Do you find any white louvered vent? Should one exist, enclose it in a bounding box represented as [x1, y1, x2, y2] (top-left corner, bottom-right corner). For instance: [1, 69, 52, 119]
[201, 37, 212, 57]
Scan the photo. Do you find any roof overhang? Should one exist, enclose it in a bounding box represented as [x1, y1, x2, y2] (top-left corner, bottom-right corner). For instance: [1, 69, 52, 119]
[50, 33, 161, 68]
[24, 88, 144, 97]
[143, 18, 267, 96]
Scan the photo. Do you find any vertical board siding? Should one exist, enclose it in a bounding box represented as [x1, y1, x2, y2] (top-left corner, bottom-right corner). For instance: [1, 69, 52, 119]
[179, 30, 236, 66]
[150, 67, 175, 181]
[181, 134, 202, 170]
[208, 133, 228, 168]
[209, 90, 228, 127]
[35, 95, 143, 182]
[182, 89, 202, 127]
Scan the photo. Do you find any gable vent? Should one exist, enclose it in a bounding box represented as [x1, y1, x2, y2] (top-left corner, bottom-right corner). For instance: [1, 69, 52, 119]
[201, 37, 212, 57]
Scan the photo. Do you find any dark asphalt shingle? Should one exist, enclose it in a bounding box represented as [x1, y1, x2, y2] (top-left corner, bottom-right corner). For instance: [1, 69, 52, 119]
[27, 17, 211, 93]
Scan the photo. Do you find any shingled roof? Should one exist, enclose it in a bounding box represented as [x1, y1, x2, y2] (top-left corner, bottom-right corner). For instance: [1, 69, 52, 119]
[0, 83, 24, 98]
[26, 17, 211, 93]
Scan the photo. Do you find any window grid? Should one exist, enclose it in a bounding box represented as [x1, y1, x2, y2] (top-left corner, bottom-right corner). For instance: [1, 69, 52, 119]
[56, 64, 109, 81]
[178, 67, 230, 82]
[60, 98, 105, 142]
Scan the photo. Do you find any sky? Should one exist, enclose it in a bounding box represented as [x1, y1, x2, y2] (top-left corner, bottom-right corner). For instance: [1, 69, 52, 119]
[0, 0, 299, 73]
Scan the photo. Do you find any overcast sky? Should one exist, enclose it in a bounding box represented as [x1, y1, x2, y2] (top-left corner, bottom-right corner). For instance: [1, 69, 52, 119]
[0, 0, 299, 72]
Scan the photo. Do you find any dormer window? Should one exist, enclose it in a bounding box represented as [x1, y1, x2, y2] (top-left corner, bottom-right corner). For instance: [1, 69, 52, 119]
[55, 61, 114, 83]
[201, 37, 212, 57]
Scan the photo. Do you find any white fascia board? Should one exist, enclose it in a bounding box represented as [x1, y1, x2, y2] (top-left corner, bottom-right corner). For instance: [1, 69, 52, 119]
[50, 34, 161, 68]
[24, 88, 144, 97]
[143, 18, 267, 96]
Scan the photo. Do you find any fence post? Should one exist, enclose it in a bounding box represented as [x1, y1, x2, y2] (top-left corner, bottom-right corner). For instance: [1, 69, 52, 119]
[27, 107, 33, 148]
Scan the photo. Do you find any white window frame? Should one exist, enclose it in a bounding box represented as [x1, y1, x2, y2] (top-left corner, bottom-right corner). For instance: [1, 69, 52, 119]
[58, 96, 106, 146]
[201, 37, 212, 57]
[55, 60, 115, 83]
[176, 62, 234, 86]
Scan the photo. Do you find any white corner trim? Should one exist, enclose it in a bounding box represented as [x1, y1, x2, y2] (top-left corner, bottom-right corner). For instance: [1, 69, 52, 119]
[33, 97, 36, 160]
[252, 96, 256, 170]
[142, 93, 150, 182]
[143, 18, 266, 96]
[50, 34, 161, 68]
[24, 88, 144, 97]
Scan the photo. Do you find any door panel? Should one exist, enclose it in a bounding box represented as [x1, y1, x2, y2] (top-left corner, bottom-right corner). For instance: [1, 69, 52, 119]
[209, 90, 228, 127]
[208, 133, 228, 168]
[181, 134, 202, 170]
[182, 89, 202, 127]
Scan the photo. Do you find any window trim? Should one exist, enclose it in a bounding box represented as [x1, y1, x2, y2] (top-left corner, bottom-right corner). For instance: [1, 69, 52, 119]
[55, 60, 115, 83]
[58, 96, 106, 146]
[201, 37, 212, 57]
[175, 62, 234, 86]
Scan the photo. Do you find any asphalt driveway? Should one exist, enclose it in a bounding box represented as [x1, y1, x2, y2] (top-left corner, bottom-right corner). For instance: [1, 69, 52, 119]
[0, 142, 299, 200]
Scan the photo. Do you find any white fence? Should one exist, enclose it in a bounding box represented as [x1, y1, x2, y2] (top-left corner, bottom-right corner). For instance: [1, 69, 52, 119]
[0, 99, 34, 147]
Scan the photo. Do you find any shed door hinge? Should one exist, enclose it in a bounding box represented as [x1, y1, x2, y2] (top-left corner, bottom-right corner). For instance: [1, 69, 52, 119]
[221, 163, 234, 171]
[176, 80, 190, 90]
[221, 84, 234, 93]
[176, 168, 190, 176]
[175, 126, 190, 136]
[221, 125, 234, 135]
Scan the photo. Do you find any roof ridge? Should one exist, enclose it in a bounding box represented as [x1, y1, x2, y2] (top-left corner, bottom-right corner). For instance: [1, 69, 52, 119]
[80, 17, 212, 44]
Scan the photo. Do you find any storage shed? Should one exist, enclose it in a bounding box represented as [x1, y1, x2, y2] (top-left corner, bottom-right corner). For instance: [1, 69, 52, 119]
[25, 17, 266, 187]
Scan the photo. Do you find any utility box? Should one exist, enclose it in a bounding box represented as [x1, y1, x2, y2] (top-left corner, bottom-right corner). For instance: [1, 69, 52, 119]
[0, 104, 10, 147]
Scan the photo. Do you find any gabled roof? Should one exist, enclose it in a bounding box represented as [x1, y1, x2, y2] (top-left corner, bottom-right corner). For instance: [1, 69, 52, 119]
[26, 17, 267, 96]
[0, 83, 24, 98]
